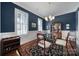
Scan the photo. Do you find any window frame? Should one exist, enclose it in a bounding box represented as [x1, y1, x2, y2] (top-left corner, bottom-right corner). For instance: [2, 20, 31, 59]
[15, 8, 28, 35]
[38, 18, 43, 31]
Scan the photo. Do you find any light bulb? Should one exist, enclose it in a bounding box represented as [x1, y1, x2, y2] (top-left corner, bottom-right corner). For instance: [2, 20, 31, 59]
[45, 17, 48, 21]
[52, 16, 55, 19]
[49, 16, 55, 21]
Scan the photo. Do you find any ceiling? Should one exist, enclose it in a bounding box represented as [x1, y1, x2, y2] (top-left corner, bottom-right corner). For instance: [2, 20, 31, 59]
[13, 2, 79, 18]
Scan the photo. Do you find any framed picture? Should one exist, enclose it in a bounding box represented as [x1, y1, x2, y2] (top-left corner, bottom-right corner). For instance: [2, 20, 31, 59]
[32, 22, 36, 28]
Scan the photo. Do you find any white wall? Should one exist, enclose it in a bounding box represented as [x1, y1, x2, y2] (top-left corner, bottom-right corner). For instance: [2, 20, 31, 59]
[0, 32, 17, 39]
[76, 10, 79, 48]
[0, 30, 76, 55]
[0, 30, 46, 45]
[0, 31, 36, 45]
[20, 31, 38, 44]
[0, 31, 38, 55]
[62, 30, 76, 41]
[0, 30, 76, 43]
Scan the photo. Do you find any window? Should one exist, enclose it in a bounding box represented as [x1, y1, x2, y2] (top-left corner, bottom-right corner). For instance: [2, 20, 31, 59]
[15, 8, 28, 35]
[66, 24, 70, 29]
[38, 18, 43, 31]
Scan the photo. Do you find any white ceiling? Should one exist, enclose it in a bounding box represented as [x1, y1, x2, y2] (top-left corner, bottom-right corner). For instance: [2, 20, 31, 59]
[13, 2, 79, 18]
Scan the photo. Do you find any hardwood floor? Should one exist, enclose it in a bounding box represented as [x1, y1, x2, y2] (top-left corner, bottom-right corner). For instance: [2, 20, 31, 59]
[5, 39, 37, 56]
[5, 39, 76, 56]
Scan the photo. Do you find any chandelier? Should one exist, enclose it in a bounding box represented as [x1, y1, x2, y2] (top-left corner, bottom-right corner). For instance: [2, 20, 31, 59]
[45, 15, 55, 21]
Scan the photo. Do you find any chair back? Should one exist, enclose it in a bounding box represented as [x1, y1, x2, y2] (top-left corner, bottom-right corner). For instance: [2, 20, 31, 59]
[37, 31, 44, 40]
[62, 31, 70, 40]
[55, 31, 70, 46]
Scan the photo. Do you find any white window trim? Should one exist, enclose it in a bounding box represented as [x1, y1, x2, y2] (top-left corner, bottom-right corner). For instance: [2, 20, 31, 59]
[15, 8, 28, 35]
[38, 18, 43, 31]
[77, 10, 79, 40]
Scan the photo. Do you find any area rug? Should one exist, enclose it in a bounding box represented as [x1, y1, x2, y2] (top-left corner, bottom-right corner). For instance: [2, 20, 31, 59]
[30, 44, 67, 56]
[29, 39, 77, 56]
[29, 44, 78, 56]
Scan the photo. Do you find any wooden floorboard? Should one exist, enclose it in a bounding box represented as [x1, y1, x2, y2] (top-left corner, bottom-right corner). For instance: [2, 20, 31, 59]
[5, 39, 76, 56]
[5, 39, 37, 56]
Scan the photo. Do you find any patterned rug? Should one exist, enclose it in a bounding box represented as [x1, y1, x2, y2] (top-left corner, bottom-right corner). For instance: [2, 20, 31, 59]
[29, 39, 78, 56]
[30, 44, 67, 56]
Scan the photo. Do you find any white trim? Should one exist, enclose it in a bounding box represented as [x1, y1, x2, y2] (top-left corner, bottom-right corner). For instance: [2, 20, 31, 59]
[76, 10, 79, 47]
[15, 8, 29, 35]
[38, 18, 43, 31]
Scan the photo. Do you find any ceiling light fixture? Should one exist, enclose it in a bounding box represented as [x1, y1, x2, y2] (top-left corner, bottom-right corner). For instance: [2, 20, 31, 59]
[45, 16, 55, 21]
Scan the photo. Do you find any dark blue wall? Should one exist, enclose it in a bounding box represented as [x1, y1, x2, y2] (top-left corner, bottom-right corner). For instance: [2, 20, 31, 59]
[43, 19, 47, 30]
[0, 2, 1, 32]
[55, 12, 76, 31]
[1, 2, 77, 32]
[1, 2, 44, 32]
[1, 2, 15, 32]
[29, 13, 38, 31]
